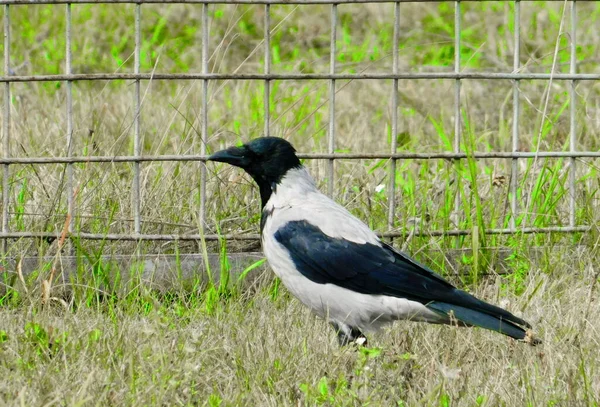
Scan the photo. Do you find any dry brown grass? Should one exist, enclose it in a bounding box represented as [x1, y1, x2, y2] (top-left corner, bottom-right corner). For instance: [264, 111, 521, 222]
[1, 2, 600, 405]
[1, 250, 599, 405]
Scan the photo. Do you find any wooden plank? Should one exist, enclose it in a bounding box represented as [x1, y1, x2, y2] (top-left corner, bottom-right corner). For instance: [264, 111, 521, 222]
[0, 246, 568, 295]
[0, 253, 268, 295]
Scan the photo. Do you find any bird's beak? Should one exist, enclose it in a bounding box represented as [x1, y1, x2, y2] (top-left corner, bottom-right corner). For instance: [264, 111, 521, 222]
[207, 145, 249, 168]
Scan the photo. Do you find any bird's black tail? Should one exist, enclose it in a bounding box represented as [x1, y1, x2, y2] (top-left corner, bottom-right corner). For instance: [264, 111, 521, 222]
[427, 301, 541, 345]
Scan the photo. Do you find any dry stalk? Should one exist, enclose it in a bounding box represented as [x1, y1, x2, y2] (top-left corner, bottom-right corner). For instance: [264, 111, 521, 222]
[41, 187, 79, 306]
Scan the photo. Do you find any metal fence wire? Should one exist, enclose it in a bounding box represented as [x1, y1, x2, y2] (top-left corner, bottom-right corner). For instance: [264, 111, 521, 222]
[0, 0, 598, 248]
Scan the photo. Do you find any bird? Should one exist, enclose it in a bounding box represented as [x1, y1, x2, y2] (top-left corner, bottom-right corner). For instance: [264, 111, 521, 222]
[208, 137, 540, 346]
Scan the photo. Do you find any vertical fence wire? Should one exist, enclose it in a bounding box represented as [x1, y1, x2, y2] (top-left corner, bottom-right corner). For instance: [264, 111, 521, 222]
[264, 4, 271, 137]
[387, 2, 400, 233]
[569, 0, 577, 226]
[66, 3, 74, 233]
[133, 3, 141, 235]
[510, 0, 520, 230]
[327, 3, 337, 196]
[453, 0, 461, 235]
[199, 3, 209, 228]
[1, 5, 9, 254]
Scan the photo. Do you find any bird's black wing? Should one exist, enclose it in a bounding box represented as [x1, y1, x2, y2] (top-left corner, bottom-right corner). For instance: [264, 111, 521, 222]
[274, 220, 530, 328]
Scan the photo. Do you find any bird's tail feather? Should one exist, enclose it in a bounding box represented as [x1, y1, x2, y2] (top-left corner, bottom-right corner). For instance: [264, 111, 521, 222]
[427, 302, 540, 344]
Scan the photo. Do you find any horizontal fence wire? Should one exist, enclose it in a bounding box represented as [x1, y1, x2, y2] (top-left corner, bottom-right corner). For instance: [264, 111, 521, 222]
[0, 0, 594, 245]
[1, 73, 600, 82]
[0, 0, 595, 4]
[1, 151, 600, 165]
[0, 226, 593, 242]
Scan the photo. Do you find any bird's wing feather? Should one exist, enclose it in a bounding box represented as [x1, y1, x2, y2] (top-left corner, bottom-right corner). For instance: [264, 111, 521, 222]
[274, 219, 454, 299]
[274, 220, 530, 328]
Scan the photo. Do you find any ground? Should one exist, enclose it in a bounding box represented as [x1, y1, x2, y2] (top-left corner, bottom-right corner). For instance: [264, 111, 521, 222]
[1, 1, 600, 405]
[1, 255, 599, 405]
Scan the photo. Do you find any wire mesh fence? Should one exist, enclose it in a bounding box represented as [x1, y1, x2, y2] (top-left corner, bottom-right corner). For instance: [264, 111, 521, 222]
[0, 0, 599, 252]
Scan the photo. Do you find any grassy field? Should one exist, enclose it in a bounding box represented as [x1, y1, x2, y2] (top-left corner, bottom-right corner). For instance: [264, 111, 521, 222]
[1, 1, 600, 405]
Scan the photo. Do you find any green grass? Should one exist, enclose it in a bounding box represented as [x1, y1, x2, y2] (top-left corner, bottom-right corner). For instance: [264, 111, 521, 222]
[1, 1, 600, 405]
[1, 250, 600, 405]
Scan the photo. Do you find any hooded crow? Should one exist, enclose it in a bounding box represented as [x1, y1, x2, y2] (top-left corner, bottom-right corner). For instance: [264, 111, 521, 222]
[209, 137, 539, 346]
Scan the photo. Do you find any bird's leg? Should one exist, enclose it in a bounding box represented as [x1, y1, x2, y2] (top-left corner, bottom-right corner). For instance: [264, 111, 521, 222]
[330, 321, 367, 347]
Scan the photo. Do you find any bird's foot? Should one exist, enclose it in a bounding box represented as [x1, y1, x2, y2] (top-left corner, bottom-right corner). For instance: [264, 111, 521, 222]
[353, 335, 368, 347]
[524, 330, 542, 346]
[330, 321, 367, 347]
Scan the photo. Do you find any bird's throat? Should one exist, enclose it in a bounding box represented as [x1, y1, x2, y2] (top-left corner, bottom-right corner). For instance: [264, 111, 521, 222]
[257, 180, 277, 210]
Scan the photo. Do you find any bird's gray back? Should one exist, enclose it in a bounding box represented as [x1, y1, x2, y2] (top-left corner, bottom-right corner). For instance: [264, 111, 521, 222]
[262, 167, 380, 246]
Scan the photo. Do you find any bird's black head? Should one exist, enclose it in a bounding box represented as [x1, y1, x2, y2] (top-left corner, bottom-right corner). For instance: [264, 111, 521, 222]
[208, 137, 302, 207]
